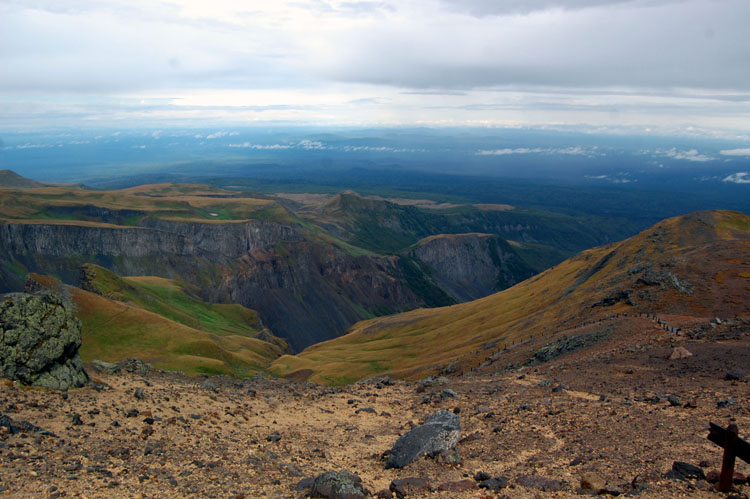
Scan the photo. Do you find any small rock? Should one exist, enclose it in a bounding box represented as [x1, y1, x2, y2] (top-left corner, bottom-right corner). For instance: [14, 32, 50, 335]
[71, 414, 83, 426]
[666, 461, 705, 481]
[134, 388, 145, 400]
[669, 347, 693, 360]
[726, 370, 745, 381]
[266, 432, 281, 442]
[667, 395, 681, 407]
[201, 379, 217, 392]
[125, 409, 139, 418]
[479, 477, 509, 491]
[717, 397, 737, 408]
[308, 470, 369, 499]
[92, 360, 120, 375]
[580, 472, 606, 493]
[440, 389, 457, 400]
[390, 477, 431, 498]
[517, 475, 565, 492]
[474, 471, 491, 482]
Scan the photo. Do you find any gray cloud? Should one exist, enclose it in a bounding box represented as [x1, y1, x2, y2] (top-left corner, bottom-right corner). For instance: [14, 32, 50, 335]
[437, 0, 647, 16]
[319, 0, 750, 91]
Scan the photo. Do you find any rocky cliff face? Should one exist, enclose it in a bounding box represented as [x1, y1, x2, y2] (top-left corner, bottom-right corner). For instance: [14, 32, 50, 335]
[408, 233, 535, 302]
[0, 292, 88, 390]
[215, 242, 421, 351]
[0, 219, 421, 351]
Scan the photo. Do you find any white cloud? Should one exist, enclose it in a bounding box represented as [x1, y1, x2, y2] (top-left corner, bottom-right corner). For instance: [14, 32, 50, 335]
[723, 172, 750, 184]
[477, 147, 544, 155]
[206, 131, 238, 139]
[661, 148, 714, 162]
[298, 139, 327, 150]
[477, 146, 597, 156]
[228, 142, 292, 149]
[720, 148, 750, 157]
[131, 144, 147, 149]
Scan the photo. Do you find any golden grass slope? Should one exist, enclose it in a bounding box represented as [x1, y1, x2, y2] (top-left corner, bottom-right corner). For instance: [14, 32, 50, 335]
[29, 271, 287, 377]
[270, 210, 750, 384]
[0, 182, 290, 225]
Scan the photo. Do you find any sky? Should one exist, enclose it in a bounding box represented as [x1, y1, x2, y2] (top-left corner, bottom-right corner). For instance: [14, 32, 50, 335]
[1, 0, 749, 135]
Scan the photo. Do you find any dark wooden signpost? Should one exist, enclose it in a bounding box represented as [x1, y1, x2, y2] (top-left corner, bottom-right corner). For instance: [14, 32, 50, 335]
[708, 422, 750, 492]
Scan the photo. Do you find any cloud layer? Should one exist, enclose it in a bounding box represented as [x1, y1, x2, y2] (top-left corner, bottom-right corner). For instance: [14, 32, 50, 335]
[1, 0, 749, 131]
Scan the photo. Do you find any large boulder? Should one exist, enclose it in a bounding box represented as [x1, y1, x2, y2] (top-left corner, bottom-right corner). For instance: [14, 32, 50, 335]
[385, 409, 461, 469]
[0, 293, 88, 390]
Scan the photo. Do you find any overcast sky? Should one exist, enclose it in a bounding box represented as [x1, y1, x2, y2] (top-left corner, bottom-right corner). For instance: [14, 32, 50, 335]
[1, 0, 749, 135]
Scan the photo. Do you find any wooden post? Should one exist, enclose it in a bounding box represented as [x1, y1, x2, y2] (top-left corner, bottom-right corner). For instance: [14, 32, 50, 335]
[719, 424, 738, 493]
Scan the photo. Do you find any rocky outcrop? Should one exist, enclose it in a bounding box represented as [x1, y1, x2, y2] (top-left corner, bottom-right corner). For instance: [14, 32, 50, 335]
[407, 233, 535, 301]
[385, 409, 461, 469]
[0, 292, 88, 390]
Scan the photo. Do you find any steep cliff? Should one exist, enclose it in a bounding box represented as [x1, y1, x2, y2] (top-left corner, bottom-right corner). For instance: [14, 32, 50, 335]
[0, 218, 421, 351]
[216, 242, 421, 351]
[407, 233, 536, 301]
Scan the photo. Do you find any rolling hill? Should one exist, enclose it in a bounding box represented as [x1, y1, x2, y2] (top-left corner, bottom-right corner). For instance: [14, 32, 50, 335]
[270, 210, 750, 384]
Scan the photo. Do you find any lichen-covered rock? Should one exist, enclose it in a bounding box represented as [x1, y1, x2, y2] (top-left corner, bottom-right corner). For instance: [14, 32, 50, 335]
[0, 292, 88, 390]
[308, 470, 369, 499]
[385, 409, 461, 469]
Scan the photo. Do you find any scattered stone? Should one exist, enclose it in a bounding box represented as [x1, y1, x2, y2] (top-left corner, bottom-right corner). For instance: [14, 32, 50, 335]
[516, 475, 565, 492]
[307, 470, 369, 499]
[201, 379, 217, 392]
[667, 395, 681, 407]
[717, 397, 737, 408]
[580, 472, 606, 493]
[668, 347, 693, 360]
[355, 407, 376, 414]
[706, 470, 747, 484]
[440, 389, 457, 400]
[474, 471, 491, 482]
[266, 432, 281, 442]
[0, 414, 57, 437]
[726, 369, 745, 381]
[390, 477, 431, 498]
[70, 414, 83, 426]
[665, 461, 705, 481]
[0, 292, 89, 390]
[134, 388, 145, 400]
[125, 408, 139, 418]
[92, 360, 120, 375]
[118, 358, 151, 376]
[479, 477, 509, 491]
[385, 409, 461, 469]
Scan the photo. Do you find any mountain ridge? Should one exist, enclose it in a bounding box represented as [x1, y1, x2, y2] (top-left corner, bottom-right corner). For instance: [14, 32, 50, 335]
[270, 209, 750, 384]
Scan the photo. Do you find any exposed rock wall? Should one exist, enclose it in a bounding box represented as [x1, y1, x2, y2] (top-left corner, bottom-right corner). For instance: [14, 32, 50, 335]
[409, 233, 535, 301]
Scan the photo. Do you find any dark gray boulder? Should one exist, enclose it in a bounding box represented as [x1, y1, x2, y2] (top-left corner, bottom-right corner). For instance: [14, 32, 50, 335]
[385, 409, 461, 469]
[0, 293, 88, 390]
[307, 470, 369, 499]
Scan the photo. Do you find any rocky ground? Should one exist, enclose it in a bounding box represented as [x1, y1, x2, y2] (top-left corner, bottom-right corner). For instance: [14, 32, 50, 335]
[0, 317, 749, 498]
